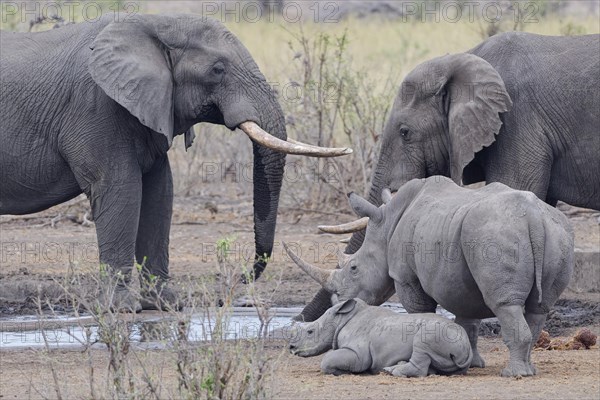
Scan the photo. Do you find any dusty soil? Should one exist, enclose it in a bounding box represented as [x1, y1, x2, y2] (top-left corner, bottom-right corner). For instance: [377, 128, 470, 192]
[0, 337, 599, 400]
[1, 193, 599, 399]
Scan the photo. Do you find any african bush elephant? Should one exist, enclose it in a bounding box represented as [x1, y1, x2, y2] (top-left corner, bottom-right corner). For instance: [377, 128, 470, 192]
[300, 31, 599, 322]
[288, 298, 472, 377]
[286, 177, 574, 377]
[0, 13, 350, 312]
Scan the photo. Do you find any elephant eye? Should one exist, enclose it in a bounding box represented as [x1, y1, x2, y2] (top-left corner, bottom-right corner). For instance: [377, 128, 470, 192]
[399, 127, 410, 138]
[350, 265, 358, 273]
[212, 62, 225, 76]
[307, 329, 314, 335]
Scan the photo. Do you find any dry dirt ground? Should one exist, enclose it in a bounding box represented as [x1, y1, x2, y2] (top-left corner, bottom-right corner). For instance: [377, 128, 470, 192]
[0, 337, 598, 400]
[1, 193, 599, 399]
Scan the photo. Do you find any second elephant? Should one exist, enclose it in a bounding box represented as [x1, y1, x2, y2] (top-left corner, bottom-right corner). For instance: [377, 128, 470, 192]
[301, 32, 599, 323]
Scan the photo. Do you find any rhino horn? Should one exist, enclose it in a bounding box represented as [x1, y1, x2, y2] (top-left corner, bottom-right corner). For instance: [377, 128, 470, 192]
[283, 242, 337, 292]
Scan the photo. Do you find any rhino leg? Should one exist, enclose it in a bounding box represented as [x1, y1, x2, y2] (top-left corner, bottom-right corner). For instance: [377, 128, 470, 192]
[321, 348, 365, 376]
[524, 312, 547, 375]
[454, 317, 485, 368]
[495, 304, 535, 377]
[383, 351, 432, 378]
[396, 280, 438, 314]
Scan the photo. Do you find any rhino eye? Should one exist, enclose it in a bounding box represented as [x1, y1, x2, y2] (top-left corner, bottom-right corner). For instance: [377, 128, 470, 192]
[350, 265, 358, 272]
[307, 329, 314, 335]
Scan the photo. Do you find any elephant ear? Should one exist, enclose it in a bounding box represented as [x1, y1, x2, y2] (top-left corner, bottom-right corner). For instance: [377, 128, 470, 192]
[441, 54, 512, 184]
[89, 15, 179, 146]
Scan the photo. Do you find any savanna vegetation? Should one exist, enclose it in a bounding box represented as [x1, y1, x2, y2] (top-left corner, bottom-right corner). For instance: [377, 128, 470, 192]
[3, 1, 598, 213]
[1, 2, 598, 398]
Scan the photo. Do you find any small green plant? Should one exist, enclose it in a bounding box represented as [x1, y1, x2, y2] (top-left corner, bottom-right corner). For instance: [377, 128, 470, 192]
[560, 20, 587, 36]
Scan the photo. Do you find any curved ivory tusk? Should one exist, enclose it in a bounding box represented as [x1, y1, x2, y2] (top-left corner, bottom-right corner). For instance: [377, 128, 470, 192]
[318, 217, 369, 234]
[239, 122, 353, 157]
[339, 237, 351, 244]
[282, 242, 337, 292]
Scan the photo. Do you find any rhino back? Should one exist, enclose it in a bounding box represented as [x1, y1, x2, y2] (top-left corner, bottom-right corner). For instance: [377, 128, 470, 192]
[386, 178, 552, 318]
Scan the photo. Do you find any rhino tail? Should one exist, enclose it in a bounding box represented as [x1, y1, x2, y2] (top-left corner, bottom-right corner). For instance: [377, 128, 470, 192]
[528, 205, 545, 304]
[450, 350, 472, 371]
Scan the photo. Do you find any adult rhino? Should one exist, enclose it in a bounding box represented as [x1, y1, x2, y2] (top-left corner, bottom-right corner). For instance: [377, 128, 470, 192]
[300, 31, 599, 322]
[0, 14, 351, 312]
[285, 177, 574, 377]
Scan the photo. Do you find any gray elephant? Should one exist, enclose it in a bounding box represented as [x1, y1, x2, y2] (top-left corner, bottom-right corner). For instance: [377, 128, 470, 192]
[288, 298, 472, 377]
[286, 176, 574, 377]
[0, 14, 350, 312]
[300, 31, 599, 322]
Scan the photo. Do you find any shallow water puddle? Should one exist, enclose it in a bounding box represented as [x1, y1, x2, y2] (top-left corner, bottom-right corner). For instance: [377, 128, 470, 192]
[0, 304, 454, 349]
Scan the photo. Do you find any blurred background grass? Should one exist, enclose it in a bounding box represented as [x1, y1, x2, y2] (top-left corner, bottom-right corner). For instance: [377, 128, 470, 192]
[2, 1, 599, 211]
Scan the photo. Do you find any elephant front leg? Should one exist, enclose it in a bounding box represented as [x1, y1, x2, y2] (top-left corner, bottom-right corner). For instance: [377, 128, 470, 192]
[454, 317, 485, 368]
[495, 305, 535, 377]
[320, 348, 365, 376]
[88, 170, 143, 313]
[135, 156, 180, 311]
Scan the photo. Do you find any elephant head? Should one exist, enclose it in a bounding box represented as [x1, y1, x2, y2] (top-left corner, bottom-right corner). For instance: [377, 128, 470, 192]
[284, 190, 396, 307]
[298, 54, 512, 321]
[322, 53, 512, 241]
[88, 14, 351, 279]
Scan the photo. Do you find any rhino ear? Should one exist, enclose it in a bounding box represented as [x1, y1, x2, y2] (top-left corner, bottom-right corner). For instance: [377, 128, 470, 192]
[336, 299, 357, 315]
[438, 53, 512, 184]
[348, 193, 383, 223]
[381, 188, 393, 204]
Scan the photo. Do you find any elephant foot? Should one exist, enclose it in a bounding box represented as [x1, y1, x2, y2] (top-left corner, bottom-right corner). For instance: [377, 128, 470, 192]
[99, 287, 142, 313]
[140, 283, 182, 311]
[501, 361, 536, 378]
[470, 352, 486, 368]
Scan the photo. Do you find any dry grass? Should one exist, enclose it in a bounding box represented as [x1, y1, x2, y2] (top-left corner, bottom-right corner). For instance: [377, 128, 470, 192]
[2, 2, 599, 210]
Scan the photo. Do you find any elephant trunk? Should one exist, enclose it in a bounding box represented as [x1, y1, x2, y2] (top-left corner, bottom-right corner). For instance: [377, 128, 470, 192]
[344, 144, 391, 253]
[249, 97, 287, 280]
[292, 288, 334, 322]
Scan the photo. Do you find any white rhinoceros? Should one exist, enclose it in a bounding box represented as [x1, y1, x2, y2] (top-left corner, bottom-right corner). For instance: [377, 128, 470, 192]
[284, 176, 574, 377]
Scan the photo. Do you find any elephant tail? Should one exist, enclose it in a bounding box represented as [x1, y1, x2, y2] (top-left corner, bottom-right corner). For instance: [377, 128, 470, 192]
[528, 203, 545, 305]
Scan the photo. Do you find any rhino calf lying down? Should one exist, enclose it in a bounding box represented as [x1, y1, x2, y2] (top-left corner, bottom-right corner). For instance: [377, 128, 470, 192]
[288, 298, 472, 377]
